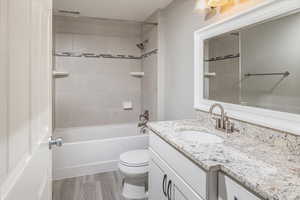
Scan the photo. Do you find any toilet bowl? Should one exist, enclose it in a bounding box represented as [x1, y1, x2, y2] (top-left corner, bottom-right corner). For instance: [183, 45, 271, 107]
[119, 149, 149, 200]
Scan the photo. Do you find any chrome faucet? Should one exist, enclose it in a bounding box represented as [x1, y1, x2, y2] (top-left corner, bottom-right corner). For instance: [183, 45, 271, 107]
[138, 110, 149, 127]
[209, 103, 236, 133]
[138, 110, 149, 134]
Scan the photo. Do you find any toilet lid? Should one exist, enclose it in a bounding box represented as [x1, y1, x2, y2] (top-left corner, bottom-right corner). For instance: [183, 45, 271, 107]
[120, 150, 149, 167]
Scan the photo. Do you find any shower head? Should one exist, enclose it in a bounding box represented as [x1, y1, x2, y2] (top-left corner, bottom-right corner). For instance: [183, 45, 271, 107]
[136, 43, 145, 50]
[136, 40, 148, 50]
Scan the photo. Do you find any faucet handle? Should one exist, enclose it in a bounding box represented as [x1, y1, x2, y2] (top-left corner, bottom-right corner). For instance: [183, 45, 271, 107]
[225, 120, 234, 133]
[212, 117, 222, 129]
[224, 119, 240, 133]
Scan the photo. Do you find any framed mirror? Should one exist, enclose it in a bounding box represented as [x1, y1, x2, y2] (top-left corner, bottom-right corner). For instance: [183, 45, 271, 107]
[194, 0, 300, 134]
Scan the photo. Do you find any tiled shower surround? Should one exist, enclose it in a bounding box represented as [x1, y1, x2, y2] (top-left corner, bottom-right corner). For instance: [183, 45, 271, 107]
[53, 16, 158, 128]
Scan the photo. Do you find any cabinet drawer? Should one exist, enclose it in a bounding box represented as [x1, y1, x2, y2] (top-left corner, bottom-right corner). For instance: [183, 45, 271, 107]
[150, 133, 215, 200]
[218, 173, 262, 200]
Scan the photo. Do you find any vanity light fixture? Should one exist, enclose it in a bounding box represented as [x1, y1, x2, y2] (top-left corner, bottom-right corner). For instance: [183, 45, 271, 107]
[208, 0, 229, 7]
[195, 0, 231, 10]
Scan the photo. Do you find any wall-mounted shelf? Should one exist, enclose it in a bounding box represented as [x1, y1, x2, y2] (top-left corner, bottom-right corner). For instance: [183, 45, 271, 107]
[53, 70, 69, 78]
[204, 72, 216, 78]
[130, 72, 145, 77]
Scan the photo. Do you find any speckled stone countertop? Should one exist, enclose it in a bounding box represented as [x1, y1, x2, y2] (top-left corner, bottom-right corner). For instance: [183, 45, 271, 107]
[148, 119, 300, 200]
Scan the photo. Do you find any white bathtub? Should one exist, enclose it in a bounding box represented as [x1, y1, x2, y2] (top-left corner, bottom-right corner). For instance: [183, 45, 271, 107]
[53, 123, 149, 180]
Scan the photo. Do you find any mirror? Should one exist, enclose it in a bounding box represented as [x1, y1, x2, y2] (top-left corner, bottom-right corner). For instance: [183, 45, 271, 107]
[203, 11, 300, 114]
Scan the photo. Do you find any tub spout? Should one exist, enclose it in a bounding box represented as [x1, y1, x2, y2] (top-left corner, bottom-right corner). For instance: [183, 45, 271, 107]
[138, 110, 149, 131]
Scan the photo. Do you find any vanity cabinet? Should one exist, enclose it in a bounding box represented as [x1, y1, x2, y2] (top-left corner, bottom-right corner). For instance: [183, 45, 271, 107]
[148, 132, 263, 200]
[218, 173, 261, 200]
[149, 132, 218, 200]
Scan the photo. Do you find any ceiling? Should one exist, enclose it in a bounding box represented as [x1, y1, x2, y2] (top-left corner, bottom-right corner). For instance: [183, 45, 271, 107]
[53, 0, 173, 22]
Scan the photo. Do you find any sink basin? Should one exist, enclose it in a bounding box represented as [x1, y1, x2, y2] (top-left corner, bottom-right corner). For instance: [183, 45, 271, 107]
[177, 131, 223, 144]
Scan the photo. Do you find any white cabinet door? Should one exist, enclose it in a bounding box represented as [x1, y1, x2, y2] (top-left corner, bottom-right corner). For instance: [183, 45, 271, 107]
[173, 185, 188, 200]
[218, 173, 261, 200]
[150, 133, 208, 199]
[149, 149, 204, 200]
[149, 158, 168, 200]
[171, 178, 204, 200]
[0, 0, 53, 199]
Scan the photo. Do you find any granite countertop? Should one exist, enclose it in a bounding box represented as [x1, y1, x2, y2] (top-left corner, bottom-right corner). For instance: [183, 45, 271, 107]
[148, 119, 300, 200]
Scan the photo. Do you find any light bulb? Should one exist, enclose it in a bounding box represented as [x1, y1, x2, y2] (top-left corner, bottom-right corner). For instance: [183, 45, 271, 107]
[207, 0, 229, 7]
[195, 0, 208, 10]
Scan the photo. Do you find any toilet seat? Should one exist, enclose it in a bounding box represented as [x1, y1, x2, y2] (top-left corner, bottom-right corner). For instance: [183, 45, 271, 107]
[119, 149, 149, 167]
[119, 149, 149, 177]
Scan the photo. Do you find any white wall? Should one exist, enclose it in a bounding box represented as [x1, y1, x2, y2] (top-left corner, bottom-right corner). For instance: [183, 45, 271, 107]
[160, 0, 204, 120]
[54, 16, 143, 128]
[241, 12, 300, 114]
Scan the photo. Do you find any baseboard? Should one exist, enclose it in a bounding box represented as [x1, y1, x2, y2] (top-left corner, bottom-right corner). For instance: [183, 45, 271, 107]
[53, 160, 119, 180]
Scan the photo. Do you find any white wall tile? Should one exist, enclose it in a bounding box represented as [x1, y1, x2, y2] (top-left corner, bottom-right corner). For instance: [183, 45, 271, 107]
[208, 35, 240, 104]
[142, 55, 158, 120]
[141, 22, 158, 120]
[54, 16, 142, 38]
[54, 18, 142, 128]
[55, 33, 73, 52]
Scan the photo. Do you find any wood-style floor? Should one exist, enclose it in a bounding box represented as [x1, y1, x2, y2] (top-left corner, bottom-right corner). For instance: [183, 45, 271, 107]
[53, 171, 125, 200]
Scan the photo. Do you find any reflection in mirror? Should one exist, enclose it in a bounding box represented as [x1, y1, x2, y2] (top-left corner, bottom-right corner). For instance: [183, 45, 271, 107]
[203, 11, 300, 114]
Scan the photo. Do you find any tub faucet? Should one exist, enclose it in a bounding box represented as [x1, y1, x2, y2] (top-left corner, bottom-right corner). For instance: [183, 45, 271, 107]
[138, 110, 149, 128]
[209, 103, 236, 133]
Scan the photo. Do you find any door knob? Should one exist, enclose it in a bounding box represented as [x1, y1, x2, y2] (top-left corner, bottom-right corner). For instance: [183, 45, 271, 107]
[49, 136, 63, 149]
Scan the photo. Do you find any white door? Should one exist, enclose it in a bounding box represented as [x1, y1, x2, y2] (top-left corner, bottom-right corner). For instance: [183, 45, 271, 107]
[0, 0, 53, 199]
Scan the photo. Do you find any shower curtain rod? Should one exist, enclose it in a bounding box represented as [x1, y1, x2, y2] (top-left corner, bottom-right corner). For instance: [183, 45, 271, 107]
[54, 14, 158, 26]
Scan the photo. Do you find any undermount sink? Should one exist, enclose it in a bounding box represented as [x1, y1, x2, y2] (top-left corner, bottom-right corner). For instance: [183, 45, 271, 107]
[177, 131, 223, 144]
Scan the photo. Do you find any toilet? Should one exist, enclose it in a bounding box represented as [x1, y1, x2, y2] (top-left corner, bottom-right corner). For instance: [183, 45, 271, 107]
[119, 149, 149, 200]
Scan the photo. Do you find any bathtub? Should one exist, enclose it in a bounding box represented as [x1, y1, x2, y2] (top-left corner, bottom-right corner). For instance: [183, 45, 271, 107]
[53, 123, 149, 180]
